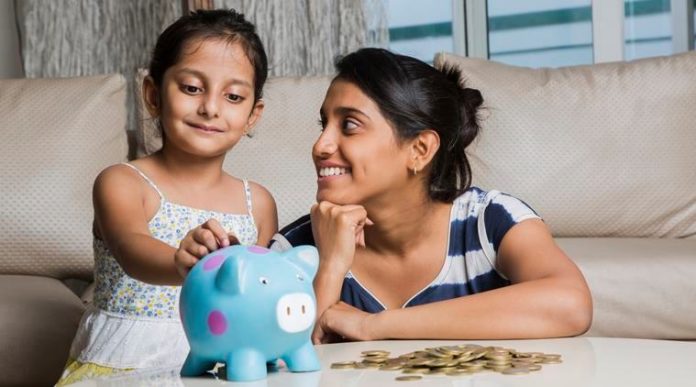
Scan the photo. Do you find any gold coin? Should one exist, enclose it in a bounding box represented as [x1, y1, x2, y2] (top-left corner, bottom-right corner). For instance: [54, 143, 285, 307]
[363, 356, 388, 364]
[540, 358, 562, 364]
[402, 367, 429, 374]
[395, 375, 423, 381]
[380, 363, 404, 371]
[362, 350, 390, 356]
[502, 366, 531, 375]
[445, 369, 473, 376]
[330, 361, 356, 369]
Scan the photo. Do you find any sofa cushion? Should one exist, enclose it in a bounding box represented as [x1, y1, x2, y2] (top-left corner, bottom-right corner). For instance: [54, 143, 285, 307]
[558, 238, 696, 339]
[0, 275, 86, 386]
[434, 52, 696, 238]
[0, 75, 128, 279]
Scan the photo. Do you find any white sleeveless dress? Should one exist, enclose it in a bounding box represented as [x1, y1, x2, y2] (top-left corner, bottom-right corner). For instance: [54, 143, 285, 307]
[64, 163, 259, 374]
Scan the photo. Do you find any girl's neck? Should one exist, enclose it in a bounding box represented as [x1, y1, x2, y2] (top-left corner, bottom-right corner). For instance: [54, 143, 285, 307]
[155, 147, 226, 189]
[363, 191, 452, 257]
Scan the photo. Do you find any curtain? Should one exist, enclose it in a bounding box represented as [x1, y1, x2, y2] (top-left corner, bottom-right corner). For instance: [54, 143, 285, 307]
[217, 0, 389, 76]
[16, 0, 182, 146]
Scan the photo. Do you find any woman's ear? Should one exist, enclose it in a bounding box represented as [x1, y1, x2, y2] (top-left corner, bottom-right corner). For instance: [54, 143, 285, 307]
[142, 76, 160, 119]
[245, 99, 265, 135]
[410, 129, 440, 173]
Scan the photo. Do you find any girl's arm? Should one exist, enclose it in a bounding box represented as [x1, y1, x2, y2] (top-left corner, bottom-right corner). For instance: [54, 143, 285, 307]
[249, 182, 278, 246]
[93, 165, 183, 285]
[319, 219, 593, 340]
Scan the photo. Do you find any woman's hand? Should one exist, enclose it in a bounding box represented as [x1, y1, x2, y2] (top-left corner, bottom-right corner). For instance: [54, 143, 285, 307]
[313, 302, 379, 344]
[310, 201, 373, 276]
[174, 219, 238, 278]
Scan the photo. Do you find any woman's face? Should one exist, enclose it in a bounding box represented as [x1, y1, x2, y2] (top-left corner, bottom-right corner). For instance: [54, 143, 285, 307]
[313, 79, 411, 205]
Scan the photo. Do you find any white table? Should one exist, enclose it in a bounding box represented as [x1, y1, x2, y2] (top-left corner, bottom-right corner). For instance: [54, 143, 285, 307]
[71, 337, 696, 387]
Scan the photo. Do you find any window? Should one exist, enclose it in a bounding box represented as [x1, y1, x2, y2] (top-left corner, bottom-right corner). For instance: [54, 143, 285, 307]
[624, 0, 672, 60]
[487, 0, 593, 67]
[387, 0, 694, 67]
[387, 0, 453, 63]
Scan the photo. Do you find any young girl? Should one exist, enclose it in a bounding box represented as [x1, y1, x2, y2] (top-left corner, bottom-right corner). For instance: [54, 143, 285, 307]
[269, 48, 592, 343]
[58, 9, 277, 385]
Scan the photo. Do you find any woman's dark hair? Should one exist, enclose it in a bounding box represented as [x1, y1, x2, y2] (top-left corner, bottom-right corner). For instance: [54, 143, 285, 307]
[148, 9, 268, 101]
[334, 48, 484, 202]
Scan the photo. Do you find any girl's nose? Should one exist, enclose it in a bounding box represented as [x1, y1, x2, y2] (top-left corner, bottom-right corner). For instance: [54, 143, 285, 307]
[198, 94, 219, 118]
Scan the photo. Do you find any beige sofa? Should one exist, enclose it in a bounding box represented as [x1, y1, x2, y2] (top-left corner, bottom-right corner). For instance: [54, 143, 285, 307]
[1, 51, 694, 386]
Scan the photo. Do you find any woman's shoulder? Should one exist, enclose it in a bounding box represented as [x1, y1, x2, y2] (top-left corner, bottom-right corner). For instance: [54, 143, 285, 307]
[269, 214, 314, 250]
[452, 187, 540, 222]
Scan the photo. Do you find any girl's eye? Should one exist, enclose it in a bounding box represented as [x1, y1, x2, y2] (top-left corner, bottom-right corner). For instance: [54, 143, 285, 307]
[317, 118, 326, 131]
[183, 85, 201, 94]
[226, 94, 242, 102]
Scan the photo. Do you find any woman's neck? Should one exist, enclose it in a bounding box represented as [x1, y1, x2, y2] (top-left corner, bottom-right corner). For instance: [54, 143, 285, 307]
[362, 192, 452, 257]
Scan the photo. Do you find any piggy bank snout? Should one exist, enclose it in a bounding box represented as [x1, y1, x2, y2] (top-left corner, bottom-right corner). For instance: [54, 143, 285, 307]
[276, 293, 315, 333]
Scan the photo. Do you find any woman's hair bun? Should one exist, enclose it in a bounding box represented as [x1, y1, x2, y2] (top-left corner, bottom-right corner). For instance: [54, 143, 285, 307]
[460, 87, 483, 110]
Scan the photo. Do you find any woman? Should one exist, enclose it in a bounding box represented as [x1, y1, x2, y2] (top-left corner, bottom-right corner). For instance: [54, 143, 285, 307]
[271, 48, 592, 344]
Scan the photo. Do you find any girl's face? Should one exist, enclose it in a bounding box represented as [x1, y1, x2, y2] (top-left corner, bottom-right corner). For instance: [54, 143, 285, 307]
[313, 79, 412, 205]
[156, 38, 263, 158]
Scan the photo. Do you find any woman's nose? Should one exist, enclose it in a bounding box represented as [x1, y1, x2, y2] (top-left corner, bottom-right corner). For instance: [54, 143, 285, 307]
[313, 131, 338, 158]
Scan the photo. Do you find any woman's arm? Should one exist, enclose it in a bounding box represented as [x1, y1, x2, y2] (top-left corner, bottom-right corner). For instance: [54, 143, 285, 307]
[310, 201, 372, 343]
[318, 219, 592, 340]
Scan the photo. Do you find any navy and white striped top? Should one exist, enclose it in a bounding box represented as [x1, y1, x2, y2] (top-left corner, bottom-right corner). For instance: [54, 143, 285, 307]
[269, 187, 540, 313]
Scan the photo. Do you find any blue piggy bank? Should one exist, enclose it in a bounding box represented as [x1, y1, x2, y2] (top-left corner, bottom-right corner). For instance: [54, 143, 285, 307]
[179, 245, 321, 381]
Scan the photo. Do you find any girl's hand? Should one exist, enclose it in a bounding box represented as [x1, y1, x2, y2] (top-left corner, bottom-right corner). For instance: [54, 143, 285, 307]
[312, 301, 379, 344]
[174, 219, 239, 278]
[310, 201, 373, 276]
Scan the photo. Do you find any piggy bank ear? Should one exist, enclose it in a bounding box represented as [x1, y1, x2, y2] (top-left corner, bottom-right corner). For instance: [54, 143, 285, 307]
[286, 246, 319, 280]
[215, 255, 246, 294]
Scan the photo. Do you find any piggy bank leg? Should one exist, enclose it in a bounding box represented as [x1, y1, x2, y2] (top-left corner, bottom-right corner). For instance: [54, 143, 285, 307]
[283, 341, 320, 372]
[180, 351, 215, 376]
[225, 348, 267, 381]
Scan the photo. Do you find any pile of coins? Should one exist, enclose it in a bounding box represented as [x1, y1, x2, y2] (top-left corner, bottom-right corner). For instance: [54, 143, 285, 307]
[331, 344, 562, 381]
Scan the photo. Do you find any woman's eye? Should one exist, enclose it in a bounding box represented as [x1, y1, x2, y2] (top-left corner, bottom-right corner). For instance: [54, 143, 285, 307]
[342, 120, 358, 132]
[317, 118, 326, 131]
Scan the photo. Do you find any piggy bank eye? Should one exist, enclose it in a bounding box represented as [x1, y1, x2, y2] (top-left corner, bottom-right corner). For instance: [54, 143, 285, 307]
[296, 274, 304, 282]
[259, 276, 270, 285]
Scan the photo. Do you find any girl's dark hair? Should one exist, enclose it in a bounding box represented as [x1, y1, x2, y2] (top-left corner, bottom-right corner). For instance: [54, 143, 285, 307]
[334, 48, 484, 202]
[148, 9, 268, 101]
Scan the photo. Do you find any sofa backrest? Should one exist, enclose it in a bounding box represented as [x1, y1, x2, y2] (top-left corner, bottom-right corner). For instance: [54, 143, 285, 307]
[224, 76, 332, 228]
[435, 52, 696, 238]
[0, 75, 128, 279]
